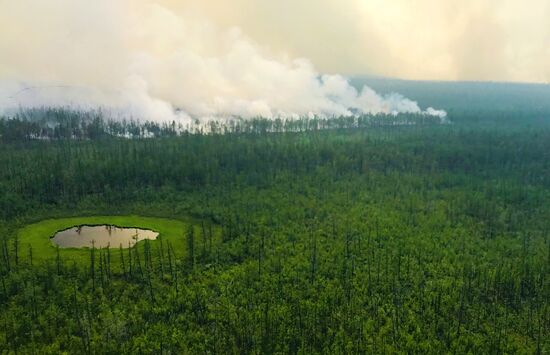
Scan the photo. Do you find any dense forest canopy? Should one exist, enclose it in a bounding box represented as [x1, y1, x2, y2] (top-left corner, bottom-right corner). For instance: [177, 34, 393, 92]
[0, 81, 549, 353]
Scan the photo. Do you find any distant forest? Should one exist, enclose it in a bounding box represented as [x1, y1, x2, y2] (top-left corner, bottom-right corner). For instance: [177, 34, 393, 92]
[4, 80, 549, 143]
[354, 77, 550, 125]
[0, 108, 445, 142]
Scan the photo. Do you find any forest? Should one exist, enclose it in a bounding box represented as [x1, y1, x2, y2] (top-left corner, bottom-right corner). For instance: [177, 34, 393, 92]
[0, 101, 549, 353]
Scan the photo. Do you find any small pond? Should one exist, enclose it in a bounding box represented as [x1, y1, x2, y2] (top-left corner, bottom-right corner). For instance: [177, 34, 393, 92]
[51, 225, 159, 249]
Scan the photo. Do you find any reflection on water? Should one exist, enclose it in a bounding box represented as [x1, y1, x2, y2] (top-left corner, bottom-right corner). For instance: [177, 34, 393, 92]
[51, 225, 159, 249]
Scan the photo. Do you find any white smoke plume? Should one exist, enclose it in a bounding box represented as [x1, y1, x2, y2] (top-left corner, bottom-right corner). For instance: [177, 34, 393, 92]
[0, 0, 447, 123]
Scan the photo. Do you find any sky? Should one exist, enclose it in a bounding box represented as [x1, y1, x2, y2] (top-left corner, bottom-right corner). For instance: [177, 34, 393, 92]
[0, 0, 547, 121]
[169, 0, 550, 83]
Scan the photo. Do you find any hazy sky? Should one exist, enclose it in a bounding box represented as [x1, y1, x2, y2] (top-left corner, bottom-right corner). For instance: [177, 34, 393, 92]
[169, 0, 550, 83]
[0, 0, 546, 121]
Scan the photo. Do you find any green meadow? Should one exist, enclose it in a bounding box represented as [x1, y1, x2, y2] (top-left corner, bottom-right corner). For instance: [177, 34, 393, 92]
[16, 216, 189, 263]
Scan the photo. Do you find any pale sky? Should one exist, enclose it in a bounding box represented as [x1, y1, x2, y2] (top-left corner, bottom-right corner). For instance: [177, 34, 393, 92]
[168, 0, 550, 83]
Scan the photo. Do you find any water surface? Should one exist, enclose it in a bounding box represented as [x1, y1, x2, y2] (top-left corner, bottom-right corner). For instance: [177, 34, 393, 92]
[52, 225, 159, 248]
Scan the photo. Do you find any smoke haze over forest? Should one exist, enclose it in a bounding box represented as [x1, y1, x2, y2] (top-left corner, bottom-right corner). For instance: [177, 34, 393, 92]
[0, 0, 459, 122]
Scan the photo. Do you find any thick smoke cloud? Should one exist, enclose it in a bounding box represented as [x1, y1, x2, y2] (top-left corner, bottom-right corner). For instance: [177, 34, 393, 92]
[172, 0, 550, 83]
[0, 0, 446, 122]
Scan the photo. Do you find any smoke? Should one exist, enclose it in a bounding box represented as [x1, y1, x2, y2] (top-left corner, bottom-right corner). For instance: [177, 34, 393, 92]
[173, 0, 550, 83]
[0, 0, 447, 123]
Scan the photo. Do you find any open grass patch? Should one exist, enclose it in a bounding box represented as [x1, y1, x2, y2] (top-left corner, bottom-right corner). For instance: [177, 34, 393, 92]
[17, 216, 191, 264]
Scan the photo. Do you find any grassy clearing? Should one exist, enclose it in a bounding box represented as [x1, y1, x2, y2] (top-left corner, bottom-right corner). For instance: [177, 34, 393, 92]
[17, 216, 189, 263]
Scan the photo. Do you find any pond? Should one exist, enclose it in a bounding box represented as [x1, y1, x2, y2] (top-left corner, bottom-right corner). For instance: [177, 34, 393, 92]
[51, 225, 159, 249]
